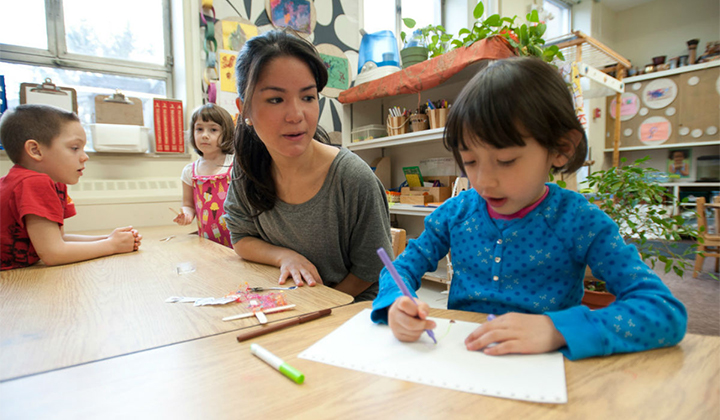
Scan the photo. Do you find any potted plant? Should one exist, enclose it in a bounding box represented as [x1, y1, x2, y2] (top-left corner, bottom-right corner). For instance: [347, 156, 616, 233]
[399, 18, 452, 68]
[401, 2, 564, 67]
[578, 157, 702, 308]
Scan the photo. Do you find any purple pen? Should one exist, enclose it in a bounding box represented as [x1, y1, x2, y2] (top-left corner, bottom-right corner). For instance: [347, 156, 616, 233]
[376, 247, 437, 344]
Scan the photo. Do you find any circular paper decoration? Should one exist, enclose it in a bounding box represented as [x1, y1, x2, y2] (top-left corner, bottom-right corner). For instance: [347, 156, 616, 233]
[665, 107, 676, 116]
[266, 0, 317, 36]
[315, 43, 351, 98]
[691, 129, 703, 138]
[610, 92, 640, 121]
[642, 78, 677, 109]
[632, 82, 642, 91]
[639, 107, 649, 116]
[638, 116, 671, 145]
[623, 128, 633, 137]
[707, 126, 718, 136]
[688, 76, 699, 86]
[679, 127, 690, 136]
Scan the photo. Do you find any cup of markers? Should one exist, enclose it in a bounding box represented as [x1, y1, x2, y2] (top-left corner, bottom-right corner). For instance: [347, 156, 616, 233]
[387, 106, 409, 136]
[425, 100, 450, 129]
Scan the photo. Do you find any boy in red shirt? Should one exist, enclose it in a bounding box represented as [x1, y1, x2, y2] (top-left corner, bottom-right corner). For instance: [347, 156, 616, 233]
[0, 105, 142, 270]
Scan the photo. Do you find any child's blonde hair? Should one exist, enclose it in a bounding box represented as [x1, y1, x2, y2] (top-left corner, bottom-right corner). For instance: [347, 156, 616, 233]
[0, 104, 80, 164]
[444, 57, 587, 174]
[189, 104, 235, 156]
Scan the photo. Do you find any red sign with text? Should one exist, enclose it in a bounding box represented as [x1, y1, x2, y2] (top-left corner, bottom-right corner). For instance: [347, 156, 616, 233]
[153, 98, 185, 153]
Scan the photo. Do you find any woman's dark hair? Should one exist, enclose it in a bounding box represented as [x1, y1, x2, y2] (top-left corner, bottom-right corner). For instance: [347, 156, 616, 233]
[443, 57, 587, 174]
[234, 29, 330, 215]
[189, 103, 235, 156]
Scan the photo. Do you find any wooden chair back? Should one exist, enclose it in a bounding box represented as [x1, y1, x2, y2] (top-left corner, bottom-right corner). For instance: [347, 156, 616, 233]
[390, 228, 406, 258]
[693, 196, 720, 277]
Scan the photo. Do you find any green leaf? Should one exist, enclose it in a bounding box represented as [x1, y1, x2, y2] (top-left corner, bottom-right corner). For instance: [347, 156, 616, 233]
[527, 9, 539, 23]
[519, 24, 529, 45]
[473, 1, 485, 20]
[536, 23, 546, 37]
[402, 18, 416, 28]
[557, 180, 567, 188]
[458, 28, 471, 36]
[484, 14, 502, 27]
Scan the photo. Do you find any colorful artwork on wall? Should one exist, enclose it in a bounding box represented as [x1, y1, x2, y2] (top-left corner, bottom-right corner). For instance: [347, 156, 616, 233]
[610, 92, 640, 121]
[642, 78, 677, 109]
[266, 0, 315, 34]
[638, 116, 671, 145]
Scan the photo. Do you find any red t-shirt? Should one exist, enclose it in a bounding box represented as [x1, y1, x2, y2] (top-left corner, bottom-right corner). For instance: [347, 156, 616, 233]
[0, 165, 76, 270]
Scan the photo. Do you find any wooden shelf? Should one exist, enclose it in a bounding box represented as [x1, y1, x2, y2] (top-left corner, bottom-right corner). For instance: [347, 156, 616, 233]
[347, 127, 444, 151]
[624, 61, 720, 83]
[603, 140, 720, 152]
[388, 204, 436, 217]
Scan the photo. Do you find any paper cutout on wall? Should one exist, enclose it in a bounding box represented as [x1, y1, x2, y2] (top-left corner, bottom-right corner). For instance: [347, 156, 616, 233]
[642, 78, 677, 109]
[610, 92, 640, 121]
[219, 50, 237, 93]
[638, 116, 671, 145]
[316, 43, 351, 99]
[222, 21, 244, 51]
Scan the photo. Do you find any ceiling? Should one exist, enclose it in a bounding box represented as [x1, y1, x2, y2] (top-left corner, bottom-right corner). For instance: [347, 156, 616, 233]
[597, 0, 658, 12]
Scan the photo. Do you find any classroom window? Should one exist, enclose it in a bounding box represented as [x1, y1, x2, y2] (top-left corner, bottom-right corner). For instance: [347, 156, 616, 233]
[0, 0, 172, 122]
[543, 0, 572, 40]
[362, 0, 442, 43]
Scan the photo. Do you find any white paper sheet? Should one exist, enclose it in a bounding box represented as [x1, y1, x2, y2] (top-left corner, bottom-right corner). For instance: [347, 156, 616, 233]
[298, 309, 567, 404]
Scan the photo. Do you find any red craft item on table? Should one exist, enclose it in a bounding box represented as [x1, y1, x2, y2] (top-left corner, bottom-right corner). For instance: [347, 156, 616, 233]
[153, 98, 185, 153]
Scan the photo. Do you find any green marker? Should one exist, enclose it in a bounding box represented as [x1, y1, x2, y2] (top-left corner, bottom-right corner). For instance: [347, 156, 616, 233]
[250, 343, 305, 384]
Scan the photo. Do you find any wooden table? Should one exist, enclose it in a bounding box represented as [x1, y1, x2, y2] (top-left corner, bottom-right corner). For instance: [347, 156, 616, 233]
[0, 302, 717, 419]
[0, 226, 353, 382]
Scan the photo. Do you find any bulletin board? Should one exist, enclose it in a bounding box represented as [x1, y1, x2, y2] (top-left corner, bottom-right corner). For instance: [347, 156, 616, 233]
[605, 65, 720, 149]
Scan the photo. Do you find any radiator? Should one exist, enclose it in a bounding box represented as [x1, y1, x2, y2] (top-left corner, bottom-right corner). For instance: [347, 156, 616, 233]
[65, 178, 184, 231]
[67, 178, 182, 205]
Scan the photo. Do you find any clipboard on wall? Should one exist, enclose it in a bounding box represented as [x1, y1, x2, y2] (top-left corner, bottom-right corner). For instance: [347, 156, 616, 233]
[20, 78, 78, 113]
[94, 90, 144, 125]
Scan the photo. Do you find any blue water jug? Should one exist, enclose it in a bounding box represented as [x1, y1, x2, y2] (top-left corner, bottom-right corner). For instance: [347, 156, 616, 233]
[357, 30, 400, 74]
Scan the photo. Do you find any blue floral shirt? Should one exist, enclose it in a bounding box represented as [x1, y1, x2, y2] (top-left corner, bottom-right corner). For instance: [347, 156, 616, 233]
[371, 183, 687, 360]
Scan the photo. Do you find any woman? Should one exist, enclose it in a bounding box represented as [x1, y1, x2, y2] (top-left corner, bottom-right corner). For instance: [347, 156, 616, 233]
[224, 30, 392, 302]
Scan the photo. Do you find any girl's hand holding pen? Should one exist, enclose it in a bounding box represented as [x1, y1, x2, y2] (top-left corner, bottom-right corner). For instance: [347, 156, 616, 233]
[464, 312, 566, 356]
[172, 209, 194, 226]
[388, 296, 437, 342]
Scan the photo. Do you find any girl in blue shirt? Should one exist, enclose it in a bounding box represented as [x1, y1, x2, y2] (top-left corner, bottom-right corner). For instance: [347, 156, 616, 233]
[371, 57, 687, 360]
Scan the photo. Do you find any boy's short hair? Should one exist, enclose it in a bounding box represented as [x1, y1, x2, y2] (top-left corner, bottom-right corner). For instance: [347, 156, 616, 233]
[0, 104, 80, 164]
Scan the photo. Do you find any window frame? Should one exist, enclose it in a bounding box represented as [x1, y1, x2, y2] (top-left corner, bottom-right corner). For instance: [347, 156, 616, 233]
[0, 0, 174, 93]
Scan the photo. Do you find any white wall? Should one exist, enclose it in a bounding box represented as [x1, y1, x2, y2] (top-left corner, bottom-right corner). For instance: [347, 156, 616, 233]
[610, 0, 719, 69]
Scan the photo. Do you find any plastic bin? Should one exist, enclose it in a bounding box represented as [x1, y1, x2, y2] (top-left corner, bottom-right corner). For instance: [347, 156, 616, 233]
[351, 124, 387, 143]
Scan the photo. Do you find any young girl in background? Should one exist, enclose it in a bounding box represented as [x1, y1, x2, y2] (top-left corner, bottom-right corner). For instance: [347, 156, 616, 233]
[371, 57, 687, 360]
[174, 104, 235, 247]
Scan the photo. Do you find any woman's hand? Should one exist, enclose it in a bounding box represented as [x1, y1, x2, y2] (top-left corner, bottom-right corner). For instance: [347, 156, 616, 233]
[277, 251, 324, 287]
[388, 296, 436, 342]
[465, 312, 566, 356]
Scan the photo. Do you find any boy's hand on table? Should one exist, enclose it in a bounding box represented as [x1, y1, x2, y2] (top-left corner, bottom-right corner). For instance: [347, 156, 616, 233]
[277, 252, 324, 287]
[108, 226, 140, 253]
[388, 296, 436, 342]
[465, 312, 566, 355]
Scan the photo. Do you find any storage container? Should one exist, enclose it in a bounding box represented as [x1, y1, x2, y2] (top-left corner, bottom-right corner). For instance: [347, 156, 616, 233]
[90, 123, 149, 153]
[351, 124, 387, 143]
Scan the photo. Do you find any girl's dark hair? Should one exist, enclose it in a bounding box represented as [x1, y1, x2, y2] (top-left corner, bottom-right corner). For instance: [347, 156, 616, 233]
[0, 104, 79, 164]
[233, 29, 331, 215]
[444, 57, 587, 174]
[189, 103, 235, 156]
[669, 149, 687, 159]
